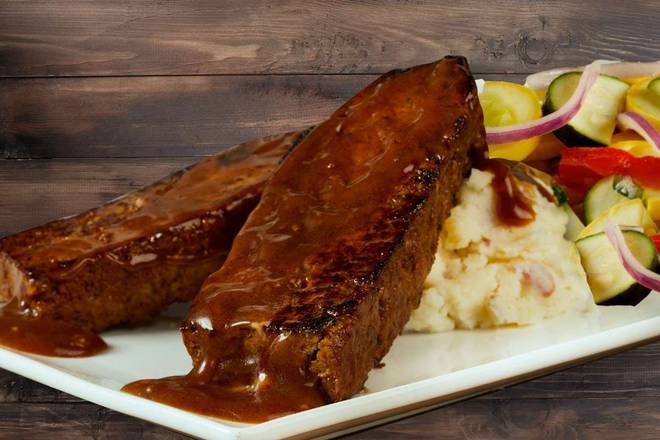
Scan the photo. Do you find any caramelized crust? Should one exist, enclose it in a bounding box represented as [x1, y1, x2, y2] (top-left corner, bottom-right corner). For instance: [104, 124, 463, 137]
[0, 132, 303, 331]
[182, 57, 486, 404]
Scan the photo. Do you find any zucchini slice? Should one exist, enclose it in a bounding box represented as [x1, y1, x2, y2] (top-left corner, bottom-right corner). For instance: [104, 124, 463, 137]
[576, 230, 658, 305]
[577, 198, 657, 240]
[543, 72, 630, 146]
[583, 175, 643, 223]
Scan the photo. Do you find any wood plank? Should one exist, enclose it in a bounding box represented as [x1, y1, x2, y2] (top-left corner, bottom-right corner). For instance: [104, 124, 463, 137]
[0, 75, 362, 159]
[486, 341, 660, 400]
[1, 0, 658, 77]
[0, 402, 187, 439]
[343, 396, 660, 439]
[0, 396, 658, 440]
[0, 372, 81, 404]
[0, 73, 524, 160]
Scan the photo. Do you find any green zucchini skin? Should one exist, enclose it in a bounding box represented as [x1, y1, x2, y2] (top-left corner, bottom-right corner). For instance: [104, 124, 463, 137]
[576, 230, 658, 306]
[583, 175, 643, 224]
[601, 244, 658, 306]
[542, 72, 629, 147]
[599, 283, 652, 306]
[543, 113, 603, 147]
[542, 72, 601, 147]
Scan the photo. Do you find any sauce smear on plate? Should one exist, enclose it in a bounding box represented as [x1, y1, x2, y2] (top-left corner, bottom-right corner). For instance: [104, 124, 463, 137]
[0, 301, 107, 357]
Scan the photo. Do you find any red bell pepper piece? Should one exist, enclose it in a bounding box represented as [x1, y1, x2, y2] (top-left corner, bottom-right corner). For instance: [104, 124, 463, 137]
[557, 147, 660, 201]
[652, 235, 660, 255]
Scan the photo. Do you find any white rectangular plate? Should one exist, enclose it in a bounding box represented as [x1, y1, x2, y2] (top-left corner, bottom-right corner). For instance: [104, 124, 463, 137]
[1, 293, 659, 439]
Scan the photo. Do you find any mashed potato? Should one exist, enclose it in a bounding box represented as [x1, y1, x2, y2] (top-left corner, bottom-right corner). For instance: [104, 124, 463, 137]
[406, 168, 595, 332]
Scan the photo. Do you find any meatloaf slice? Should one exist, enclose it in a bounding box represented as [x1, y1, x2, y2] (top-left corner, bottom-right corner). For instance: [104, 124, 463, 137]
[0, 132, 304, 332]
[182, 57, 486, 408]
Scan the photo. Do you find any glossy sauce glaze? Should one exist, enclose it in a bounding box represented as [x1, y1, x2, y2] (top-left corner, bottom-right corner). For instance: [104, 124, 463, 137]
[1, 132, 300, 274]
[0, 132, 302, 353]
[122, 332, 326, 423]
[124, 58, 485, 422]
[0, 301, 106, 357]
[477, 159, 536, 226]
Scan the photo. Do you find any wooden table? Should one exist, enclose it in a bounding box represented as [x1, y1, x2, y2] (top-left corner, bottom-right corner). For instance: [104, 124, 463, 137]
[1, 1, 659, 438]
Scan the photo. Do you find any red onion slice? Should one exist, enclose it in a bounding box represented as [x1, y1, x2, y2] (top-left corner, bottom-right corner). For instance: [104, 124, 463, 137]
[525, 60, 660, 93]
[617, 111, 660, 152]
[603, 219, 660, 292]
[486, 62, 600, 145]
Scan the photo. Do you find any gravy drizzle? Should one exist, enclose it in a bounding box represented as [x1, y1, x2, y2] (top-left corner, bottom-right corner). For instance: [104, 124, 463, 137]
[122, 335, 326, 423]
[0, 301, 106, 357]
[0, 134, 300, 358]
[477, 159, 536, 227]
[4, 133, 296, 279]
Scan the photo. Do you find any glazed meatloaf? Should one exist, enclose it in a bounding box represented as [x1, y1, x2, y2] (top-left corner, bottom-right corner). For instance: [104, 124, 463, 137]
[182, 57, 486, 406]
[0, 131, 305, 332]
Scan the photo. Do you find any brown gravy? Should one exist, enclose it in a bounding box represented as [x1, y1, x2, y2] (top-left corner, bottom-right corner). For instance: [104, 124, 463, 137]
[122, 334, 327, 423]
[123, 377, 324, 423]
[0, 134, 301, 356]
[3, 133, 297, 278]
[0, 301, 106, 357]
[477, 159, 536, 226]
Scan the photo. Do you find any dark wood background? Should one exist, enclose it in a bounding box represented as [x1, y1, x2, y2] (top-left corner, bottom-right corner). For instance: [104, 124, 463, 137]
[1, 1, 659, 438]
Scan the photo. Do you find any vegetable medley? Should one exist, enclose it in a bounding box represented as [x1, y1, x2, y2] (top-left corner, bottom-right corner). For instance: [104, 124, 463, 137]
[479, 61, 660, 306]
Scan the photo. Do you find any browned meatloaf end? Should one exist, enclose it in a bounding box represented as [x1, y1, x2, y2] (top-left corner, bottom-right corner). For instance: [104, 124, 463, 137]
[182, 56, 486, 404]
[0, 132, 304, 332]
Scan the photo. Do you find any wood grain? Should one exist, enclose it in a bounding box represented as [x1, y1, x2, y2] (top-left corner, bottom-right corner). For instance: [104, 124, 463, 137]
[0, 73, 525, 160]
[0, 75, 363, 159]
[343, 396, 660, 439]
[1, 0, 659, 77]
[0, 402, 187, 439]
